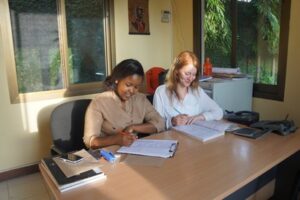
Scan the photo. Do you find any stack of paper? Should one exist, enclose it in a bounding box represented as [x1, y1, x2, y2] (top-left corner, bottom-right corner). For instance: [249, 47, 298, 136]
[199, 75, 213, 82]
[41, 149, 106, 192]
[212, 67, 240, 74]
[212, 67, 248, 79]
[117, 139, 178, 158]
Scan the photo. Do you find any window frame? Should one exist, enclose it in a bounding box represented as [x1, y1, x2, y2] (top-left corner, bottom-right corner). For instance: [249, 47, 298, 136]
[1, 0, 115, 104]
[193, 0, 291, 101]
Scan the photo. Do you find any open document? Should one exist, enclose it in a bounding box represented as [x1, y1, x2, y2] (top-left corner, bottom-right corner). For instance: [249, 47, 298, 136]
[117, 139, 178, 158]
[173, 120, 238, 142]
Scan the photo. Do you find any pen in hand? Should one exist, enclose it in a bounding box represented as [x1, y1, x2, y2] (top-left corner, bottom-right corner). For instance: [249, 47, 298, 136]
[174, 107, 182, 115]
[119, 131, 137, 146]
[120, 131, 137, 138]
[174, 108, 188, 117]
[171, 113, 189, 126]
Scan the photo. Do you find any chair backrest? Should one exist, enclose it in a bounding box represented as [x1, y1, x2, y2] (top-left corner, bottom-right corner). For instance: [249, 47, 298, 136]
[50, 99, 91, 154]
[146, 67, 165, 95]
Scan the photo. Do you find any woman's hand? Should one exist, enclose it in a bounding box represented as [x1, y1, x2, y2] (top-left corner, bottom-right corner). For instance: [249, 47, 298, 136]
[123, 125, 136, 134]
[116, 126, 138, 146]
[171, 114, 188, 126]
[186, 114, 206, 125]
[116, 132, 137, 146]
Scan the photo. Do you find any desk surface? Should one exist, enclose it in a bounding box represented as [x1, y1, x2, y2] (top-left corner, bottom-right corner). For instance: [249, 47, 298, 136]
[39, 130, 300, 200]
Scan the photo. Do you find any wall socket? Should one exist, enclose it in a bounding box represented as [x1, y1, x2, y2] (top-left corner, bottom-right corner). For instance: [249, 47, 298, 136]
[161, 10, 171, 23]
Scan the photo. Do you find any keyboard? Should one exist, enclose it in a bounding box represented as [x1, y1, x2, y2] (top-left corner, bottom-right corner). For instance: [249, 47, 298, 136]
[232, 128, 270, 139]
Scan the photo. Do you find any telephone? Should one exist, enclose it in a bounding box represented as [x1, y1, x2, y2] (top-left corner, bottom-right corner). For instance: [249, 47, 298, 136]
[250, 120, 297, 136]
[224, 110, 260, 126]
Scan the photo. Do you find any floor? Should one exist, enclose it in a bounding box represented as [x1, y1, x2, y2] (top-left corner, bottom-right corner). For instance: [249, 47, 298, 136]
[0, 173, 51, 200]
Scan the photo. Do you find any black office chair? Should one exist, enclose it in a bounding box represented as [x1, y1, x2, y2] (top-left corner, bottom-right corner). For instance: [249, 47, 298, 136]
[50, 99, 91, 155]
[146, 69, 168, 105]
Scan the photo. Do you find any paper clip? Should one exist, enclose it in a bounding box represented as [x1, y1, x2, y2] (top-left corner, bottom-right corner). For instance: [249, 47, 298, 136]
[169, 143, 177, 153]
[100, 149, 116, 163]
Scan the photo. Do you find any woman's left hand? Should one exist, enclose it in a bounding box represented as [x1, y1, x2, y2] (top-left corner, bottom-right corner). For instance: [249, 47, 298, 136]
[123, 125, 136, 134]
[186, 114, 205, 125]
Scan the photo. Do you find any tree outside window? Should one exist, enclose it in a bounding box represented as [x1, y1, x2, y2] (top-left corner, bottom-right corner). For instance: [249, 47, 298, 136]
[194, 0, 291, 101]
[3, 0, 113, 102]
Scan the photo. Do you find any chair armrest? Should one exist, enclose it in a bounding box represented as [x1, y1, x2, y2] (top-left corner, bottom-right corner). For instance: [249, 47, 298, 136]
[50, 145, 65, 156]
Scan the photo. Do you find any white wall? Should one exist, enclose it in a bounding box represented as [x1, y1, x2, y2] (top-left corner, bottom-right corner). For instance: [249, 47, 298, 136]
[0, 0, 172, 172]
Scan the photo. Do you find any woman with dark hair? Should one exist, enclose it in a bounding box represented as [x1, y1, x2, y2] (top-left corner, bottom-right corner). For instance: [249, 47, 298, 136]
[153, 51, 223, 129]
[84, 59, 165, 148]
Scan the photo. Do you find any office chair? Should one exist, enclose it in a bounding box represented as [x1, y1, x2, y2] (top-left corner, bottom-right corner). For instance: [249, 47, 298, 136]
[50, 99, 91, 155]
[145, 67, 165, 95]
[145, 67, 166, 104]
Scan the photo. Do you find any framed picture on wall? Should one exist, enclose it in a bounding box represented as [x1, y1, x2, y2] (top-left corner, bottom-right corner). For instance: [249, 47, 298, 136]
[128, 0, 150, 35]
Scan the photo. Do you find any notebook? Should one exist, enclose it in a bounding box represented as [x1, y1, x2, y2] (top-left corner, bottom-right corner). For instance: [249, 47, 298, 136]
[173, 120, 237, 142]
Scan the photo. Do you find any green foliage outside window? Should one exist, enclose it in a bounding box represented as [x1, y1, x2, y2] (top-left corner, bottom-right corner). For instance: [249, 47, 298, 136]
[9, 0, 107, 95]
[204, 0, 281, 85]
[204, 0, 231, 55]
[15, 49, 43, 93]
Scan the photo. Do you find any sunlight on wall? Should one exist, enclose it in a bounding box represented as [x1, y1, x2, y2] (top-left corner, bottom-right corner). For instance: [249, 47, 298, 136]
[170, 0, 193, 56]
[19, 99, 63, 133]
[20, 101, 31, 132]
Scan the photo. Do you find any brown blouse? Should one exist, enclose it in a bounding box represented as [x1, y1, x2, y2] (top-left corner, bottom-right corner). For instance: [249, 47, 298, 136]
[83, 91, 165, 148]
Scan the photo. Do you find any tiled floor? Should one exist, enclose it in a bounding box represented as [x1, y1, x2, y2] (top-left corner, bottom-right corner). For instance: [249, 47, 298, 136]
[0, 173, 50, 200]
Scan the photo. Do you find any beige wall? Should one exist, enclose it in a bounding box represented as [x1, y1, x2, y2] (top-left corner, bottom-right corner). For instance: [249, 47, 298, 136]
[0, 0, 172, 172]
[171, 0, 193, 57]
[114, 0, 172, 69]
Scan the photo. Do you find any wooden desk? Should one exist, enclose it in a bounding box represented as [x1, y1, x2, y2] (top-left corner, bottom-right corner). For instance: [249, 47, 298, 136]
[39, 130, 300, 200]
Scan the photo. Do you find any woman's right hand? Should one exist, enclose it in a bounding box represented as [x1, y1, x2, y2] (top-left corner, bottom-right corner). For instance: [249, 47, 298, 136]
[117, 131, 137, 146]
[171, 114, 188, 126]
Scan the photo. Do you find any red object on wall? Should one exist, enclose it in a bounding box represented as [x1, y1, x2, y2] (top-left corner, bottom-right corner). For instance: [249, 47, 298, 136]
[146, 67, 165, 94]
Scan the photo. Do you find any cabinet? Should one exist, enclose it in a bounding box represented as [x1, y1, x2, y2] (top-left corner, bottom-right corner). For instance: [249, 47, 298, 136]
[200, 78, 253, 112]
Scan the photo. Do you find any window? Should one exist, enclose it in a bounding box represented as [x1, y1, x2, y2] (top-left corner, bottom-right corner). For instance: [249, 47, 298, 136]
[1, 0, 114, 103]
[193, 0, 291, 101]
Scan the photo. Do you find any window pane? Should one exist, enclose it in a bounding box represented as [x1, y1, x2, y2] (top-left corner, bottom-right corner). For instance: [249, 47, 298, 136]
[204, 0, 231, 68]
[237, 0, 281, 85]
[65, 0, 107, 84]
[9, 0, 63, 93]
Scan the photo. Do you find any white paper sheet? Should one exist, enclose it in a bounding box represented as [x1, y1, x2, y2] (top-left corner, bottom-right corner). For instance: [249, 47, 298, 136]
[117, 139, 178, 158]
[53, 149, 103, 178]
[212, 67, 240, 74]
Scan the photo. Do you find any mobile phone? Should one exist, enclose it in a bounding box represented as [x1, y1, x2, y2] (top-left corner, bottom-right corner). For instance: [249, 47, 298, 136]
[60, 153, 83, 163]
[88, 149, 102, 160]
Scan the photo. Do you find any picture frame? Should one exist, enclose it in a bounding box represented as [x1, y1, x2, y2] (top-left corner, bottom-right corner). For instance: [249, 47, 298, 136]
[128, 0, 150, 35]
